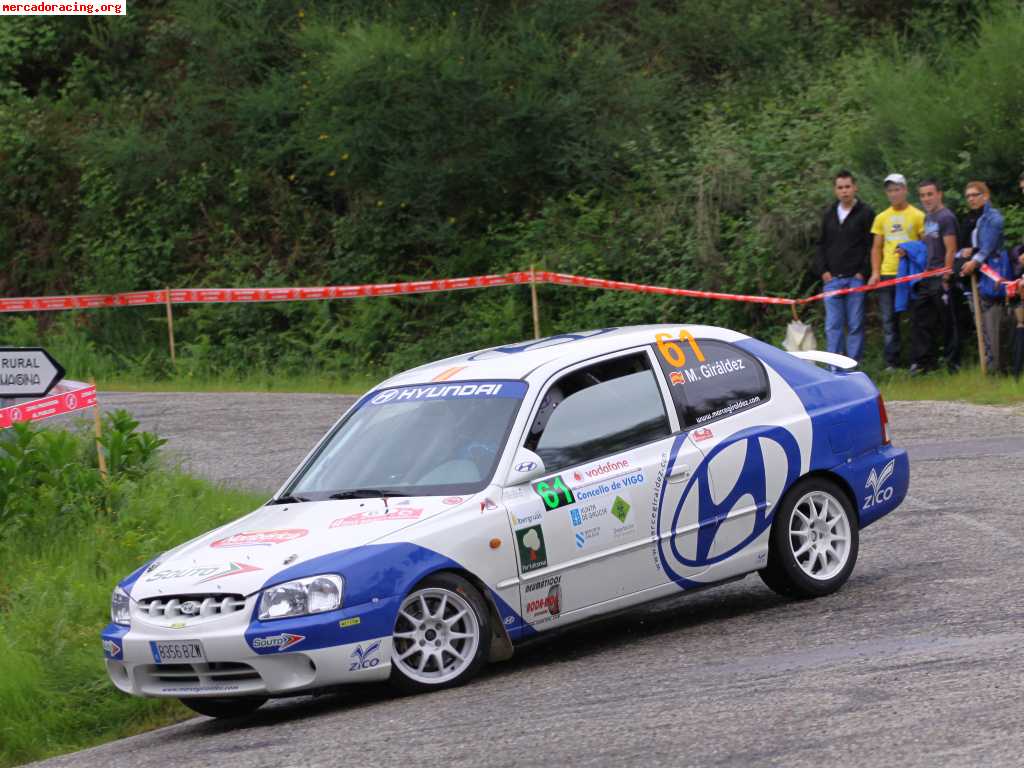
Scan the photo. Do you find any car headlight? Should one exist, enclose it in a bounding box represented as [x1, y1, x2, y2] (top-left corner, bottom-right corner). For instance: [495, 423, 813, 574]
[258, 575, 344, 621]
[111, 586, 131, 626]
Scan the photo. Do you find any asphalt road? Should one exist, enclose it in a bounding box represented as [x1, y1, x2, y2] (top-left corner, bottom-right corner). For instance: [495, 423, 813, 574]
[29, 395, 1024, 768]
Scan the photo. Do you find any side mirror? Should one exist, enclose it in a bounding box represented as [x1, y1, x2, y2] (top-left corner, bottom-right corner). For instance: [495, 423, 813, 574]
[507, 448, 545, 486]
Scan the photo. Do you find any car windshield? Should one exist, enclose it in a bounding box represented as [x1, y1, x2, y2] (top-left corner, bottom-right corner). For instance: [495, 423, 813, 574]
[286, 380, 528, 499]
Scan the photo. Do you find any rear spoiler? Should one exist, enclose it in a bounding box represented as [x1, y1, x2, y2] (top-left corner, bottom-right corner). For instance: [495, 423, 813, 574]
[788, 350, 858, 370]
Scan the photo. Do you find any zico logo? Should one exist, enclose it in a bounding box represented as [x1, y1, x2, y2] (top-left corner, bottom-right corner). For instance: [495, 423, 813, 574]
[144, 561, 263, 584]
[211, 529, 308, 548]
[349, 640, 382, 671]
[863, 459, 895, 510]
[532, 475, 575, 510]
[657, 426, 801, 582]
[369, 382, 509, 405]
[251, 633, 305, 652]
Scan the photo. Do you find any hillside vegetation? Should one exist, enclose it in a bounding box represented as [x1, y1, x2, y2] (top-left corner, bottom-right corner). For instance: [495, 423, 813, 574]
[1, 0, 1023, 378]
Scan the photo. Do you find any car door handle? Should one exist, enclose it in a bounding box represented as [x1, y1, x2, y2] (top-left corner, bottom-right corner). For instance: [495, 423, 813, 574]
[669, 463, 691, 483]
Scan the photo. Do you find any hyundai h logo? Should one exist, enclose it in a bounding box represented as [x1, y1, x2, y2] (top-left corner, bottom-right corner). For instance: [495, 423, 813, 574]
[657, 426, 801, 583]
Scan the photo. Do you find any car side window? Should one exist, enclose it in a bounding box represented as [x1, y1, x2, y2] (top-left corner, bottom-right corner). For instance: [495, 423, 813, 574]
[651, 336, 769, 427]
[525, 352, 671, 472]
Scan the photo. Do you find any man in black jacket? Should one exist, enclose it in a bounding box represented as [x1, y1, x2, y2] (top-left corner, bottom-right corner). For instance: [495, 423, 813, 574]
[813, 170, 875, 361]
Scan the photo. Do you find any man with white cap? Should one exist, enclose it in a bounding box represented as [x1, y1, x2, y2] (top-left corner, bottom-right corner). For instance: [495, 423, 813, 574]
[869, 173, 926, 369]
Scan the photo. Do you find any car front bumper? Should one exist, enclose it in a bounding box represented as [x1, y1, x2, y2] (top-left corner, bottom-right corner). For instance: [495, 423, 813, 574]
[101, 594, 399, 698]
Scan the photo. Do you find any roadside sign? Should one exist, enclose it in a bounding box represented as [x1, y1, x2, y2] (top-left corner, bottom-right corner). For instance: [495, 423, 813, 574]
[0, 348, 65, 398]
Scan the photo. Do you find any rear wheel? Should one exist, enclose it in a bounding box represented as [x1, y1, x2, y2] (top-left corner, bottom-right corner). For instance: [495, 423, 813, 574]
[389, 573, 490, 693]
[179, 696, 267, 719]
[759, 477, 859, 598]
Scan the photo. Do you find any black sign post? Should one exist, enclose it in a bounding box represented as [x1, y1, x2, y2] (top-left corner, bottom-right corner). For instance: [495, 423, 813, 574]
[0, 348, 66, 398]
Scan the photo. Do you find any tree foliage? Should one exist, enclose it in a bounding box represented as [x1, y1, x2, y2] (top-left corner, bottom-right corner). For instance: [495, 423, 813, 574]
[0, 0, 1021, 377]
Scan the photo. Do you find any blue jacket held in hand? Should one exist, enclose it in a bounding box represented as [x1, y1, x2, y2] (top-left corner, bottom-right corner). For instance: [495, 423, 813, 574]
[895, 240, 928, 313]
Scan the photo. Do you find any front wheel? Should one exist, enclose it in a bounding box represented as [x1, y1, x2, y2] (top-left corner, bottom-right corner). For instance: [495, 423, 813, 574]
[389, 573, 491, 693]
[759, 477, 859, 599]
[179, 696, 267, 719]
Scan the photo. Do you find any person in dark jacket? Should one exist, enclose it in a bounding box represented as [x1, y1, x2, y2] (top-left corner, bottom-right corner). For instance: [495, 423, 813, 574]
[813, 170, 875, 361]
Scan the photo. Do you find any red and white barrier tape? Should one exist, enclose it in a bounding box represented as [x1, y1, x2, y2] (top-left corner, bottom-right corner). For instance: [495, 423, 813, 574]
[978, 264, 1021, 298]
[0, 267, 961, 313]
[0, 384, 97, 429]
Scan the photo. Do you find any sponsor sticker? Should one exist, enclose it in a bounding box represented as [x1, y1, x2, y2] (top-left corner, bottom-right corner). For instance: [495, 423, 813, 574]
[443, 496, 464, 505]
[524, 575, 562, 623]
[102, 639, 122, 659]
[211, 529, 308, 548]
[575, 527, 600, 549]
[863, 458, 896, 510]
[532, 475, 575, 511]
[350, 640, 382, 671]
[251, 633, 305, 652]
[330, 508, 423, 527]
[144, 561, 263, 584]
[366, 381, 526, 407]
[339, 617, 362, 629]
[568, 503, 607, 527]
[693, 427, 714, 442]
[611, 496, 631, 524]
[517, 524, 548, 572]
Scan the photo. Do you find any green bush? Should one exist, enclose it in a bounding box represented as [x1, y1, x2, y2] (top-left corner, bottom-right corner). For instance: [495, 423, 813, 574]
[0, 418, 262, 767]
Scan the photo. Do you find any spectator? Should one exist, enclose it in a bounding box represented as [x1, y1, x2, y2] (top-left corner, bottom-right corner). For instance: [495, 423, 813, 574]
[945, 192, 984, 372]
[910, 179, 958, 374]
[813, 170, 874, 361]
[869, 173, 926, 370]
[960, 181, 1009, 372]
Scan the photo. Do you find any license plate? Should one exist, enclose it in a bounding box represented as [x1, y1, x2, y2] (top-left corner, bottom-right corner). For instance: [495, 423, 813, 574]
[150, 639, 206, 663]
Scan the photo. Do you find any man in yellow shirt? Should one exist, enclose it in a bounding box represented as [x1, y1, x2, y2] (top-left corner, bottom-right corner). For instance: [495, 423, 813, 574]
[868, 173, 926, 369]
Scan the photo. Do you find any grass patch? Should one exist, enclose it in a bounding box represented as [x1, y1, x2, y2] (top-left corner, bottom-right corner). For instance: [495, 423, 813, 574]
[0, 422, 264, 767]
[877, 367, 1024, 406]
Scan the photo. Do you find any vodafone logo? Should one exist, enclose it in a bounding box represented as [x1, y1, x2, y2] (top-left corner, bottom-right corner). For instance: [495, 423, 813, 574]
[211, 529, 308, 548]
[582, 458, 629, 479]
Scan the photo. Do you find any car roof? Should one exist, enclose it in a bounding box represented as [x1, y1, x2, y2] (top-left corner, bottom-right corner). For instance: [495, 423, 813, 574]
[380, 324, 751, 388]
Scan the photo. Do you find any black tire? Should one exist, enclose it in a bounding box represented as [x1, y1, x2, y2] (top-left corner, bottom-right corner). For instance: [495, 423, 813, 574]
[179, 696, 267, 719]
[389, 572, 491, 694]
[759, 476, 859, 599]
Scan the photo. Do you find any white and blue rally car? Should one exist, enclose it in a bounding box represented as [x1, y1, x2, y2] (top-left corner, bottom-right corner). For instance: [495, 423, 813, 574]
[102, 325, 908, 717]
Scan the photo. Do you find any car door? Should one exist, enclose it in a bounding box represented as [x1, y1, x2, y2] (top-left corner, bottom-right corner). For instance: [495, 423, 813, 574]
[502, 347, 707, 630]
[650, 332, 802, 582]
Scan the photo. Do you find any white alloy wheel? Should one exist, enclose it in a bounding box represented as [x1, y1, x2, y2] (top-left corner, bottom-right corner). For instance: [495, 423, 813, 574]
[788, 490, 852, 581]
[392, 586, 481, 686]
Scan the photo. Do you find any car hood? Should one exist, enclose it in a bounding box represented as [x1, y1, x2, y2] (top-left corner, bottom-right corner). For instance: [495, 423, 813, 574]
[128, 495, 475, 600]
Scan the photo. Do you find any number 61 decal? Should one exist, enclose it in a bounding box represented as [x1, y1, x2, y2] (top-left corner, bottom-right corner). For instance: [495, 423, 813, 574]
[532, 475, 576, 511]
[655, 330, 705, 368]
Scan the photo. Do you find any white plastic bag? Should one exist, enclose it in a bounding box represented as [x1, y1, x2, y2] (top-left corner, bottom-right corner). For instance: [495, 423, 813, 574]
[782, 320, 817, 352]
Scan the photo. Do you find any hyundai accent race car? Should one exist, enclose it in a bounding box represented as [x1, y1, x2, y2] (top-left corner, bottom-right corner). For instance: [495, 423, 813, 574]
[102, 325, 908, 718]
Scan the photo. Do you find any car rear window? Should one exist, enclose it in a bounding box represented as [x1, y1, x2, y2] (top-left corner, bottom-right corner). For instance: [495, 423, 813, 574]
[651, 335, 769, 427]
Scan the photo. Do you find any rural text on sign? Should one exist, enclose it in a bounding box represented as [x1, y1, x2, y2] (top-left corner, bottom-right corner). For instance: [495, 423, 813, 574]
[0, 348, 65, 398]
